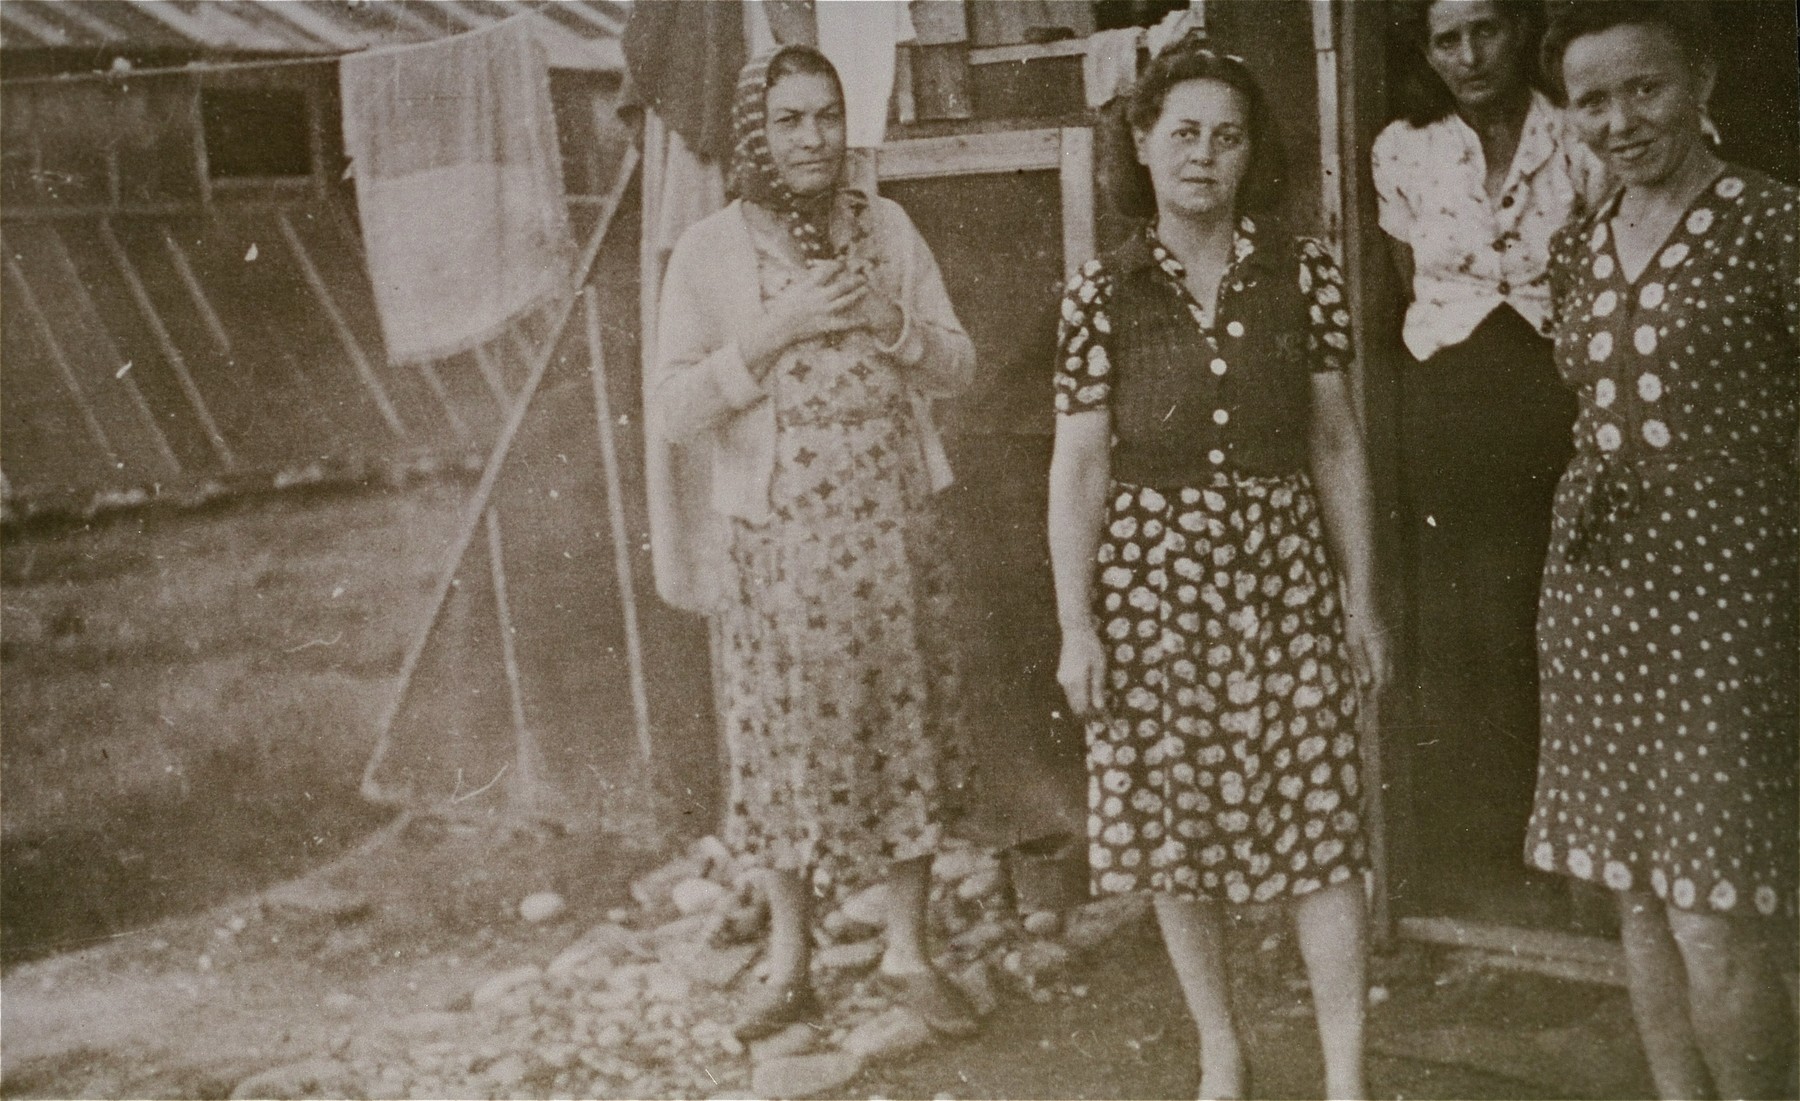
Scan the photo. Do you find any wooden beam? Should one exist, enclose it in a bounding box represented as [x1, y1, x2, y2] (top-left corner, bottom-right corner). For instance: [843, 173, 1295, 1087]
[484, 507, 551, 820]
[160, 227, 232, 357]
[42, 225, 183, 478]
[1400, 916, 1625, 986]
[275, 209, 409, 442]
[1058, 127, 1095, 280]
[414, 360, 474, 449]
[361, 146, 641, 807]
[877, 127, 1063, 182]
[967, 38, 1091, 66]
[583, 285, 654, 762]
[472, 344, 511, 412]
[3, 256, 121, 471]
[98, 220, 237, 470]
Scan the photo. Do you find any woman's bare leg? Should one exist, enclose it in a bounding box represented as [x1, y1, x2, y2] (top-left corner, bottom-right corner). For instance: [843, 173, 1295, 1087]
[1154, 894, 1247, 1100]
[1617, 891, 1714, 1099]
[1292, 881, 1368, 1101]
[1667, 905, 1796, 1100]
[762, 868, 813, 987]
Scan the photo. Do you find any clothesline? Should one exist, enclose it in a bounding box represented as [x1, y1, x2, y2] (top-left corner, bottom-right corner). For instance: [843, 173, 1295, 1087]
[1, 52, 343, 88]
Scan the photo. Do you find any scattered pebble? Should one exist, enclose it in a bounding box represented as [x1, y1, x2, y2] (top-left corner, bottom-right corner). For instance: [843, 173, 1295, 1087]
[519, 892, 566, 924]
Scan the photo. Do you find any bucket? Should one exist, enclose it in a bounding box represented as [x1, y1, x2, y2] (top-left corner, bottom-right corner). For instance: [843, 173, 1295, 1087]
[1004, 832, 1088, 915]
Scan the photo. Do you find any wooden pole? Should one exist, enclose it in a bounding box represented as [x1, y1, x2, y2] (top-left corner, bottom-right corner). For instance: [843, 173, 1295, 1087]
[361, 147, 640, 805]
[98, 219, 238, 470]
[484, 507, 548, 819]
[583, 285, 654, 762]
[472, 344, 511, 411]
[276, 210, 410, 442]
[4, 256, 121, 470]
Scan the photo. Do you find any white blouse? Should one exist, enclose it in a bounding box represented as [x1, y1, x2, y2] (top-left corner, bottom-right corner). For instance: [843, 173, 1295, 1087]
[1373, 90, 1606, 362]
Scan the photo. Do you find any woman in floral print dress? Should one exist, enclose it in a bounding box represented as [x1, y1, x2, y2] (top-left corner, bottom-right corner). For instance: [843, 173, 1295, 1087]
[1532, 6, 1798, 1098]
[1047, 40, 1388, 1101]
[651, 47, 980, 1043]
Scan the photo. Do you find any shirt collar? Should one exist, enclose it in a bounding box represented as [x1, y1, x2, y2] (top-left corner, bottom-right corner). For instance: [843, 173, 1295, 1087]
[1442, 89, 1560, 191]
[1118, 214, 1263, 277]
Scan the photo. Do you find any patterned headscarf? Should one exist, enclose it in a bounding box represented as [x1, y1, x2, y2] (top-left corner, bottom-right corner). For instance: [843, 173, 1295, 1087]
[729, 45, 846, 262]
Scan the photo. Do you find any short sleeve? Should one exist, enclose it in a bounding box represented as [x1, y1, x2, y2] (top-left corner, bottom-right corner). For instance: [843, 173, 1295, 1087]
[1370, 124, 1415, 243]
[1544, 223, 1582, 336]
[1054, 259, 1115, 415]
[1298, 240, 1353, 373]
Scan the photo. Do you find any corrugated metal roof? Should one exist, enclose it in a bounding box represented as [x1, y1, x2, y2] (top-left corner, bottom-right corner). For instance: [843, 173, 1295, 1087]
[0, 0, 627, 71]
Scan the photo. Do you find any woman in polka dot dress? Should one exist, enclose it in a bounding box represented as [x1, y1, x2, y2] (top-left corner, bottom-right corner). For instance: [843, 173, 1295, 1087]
[1047, 41, 1388, 1101]
[1534, 6, 1797, 1098]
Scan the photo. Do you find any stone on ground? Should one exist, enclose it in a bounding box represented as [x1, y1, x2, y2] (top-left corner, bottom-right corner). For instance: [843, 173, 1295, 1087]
[230, 1057, 358, 1100]
[749, 1021, 819, 1062]
[672, 877, 731, 916]
[471, 965, 543, 1010]
[751, 1051, 865, 1099]
[813, 939, 883, 973]
[842, 1006, 933, 1061]
[519, 891, 566, 923]
[1062, 893, 1151, 952]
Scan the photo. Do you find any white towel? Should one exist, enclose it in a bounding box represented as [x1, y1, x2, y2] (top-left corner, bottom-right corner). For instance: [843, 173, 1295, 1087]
[340, 17, 573, 365]
[815, 0, 916, 148]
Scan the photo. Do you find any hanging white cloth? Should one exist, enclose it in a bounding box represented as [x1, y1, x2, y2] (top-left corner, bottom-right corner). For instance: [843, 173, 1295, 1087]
[339, 17, 573, 365]
[814, 0, 915, 148]
[1083, 27, 1141, 109]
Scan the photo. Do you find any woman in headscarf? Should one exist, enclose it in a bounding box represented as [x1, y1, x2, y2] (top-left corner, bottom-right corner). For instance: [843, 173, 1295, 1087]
[1531, 5, 1797, 1096]
[1048, 39, 1388, 1100]
[649, 46, 980, 1043]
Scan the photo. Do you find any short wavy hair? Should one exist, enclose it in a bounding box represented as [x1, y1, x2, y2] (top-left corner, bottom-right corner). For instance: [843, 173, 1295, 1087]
[1540, 1, 1715, 101]
[1390, 0, 1547, 125]
[1101, 37, 1288, 221]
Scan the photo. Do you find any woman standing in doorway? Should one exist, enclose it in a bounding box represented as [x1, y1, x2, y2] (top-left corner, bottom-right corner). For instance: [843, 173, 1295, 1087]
[650, 46, 981, 1043]
[1372, 0, 1604, 891]
[1531, 5, 1797, 1097]
[1048, 40, 1388, 1100]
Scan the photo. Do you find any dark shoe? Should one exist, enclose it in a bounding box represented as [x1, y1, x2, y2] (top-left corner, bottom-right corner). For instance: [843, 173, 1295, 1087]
[873, 968, 981, 1038]
[732, 978, 822, 1043]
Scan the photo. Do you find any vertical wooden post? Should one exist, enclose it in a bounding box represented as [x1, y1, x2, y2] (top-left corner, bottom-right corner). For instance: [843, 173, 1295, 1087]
[1058, 127, 1096, 279]
[584, 286, 655, 763]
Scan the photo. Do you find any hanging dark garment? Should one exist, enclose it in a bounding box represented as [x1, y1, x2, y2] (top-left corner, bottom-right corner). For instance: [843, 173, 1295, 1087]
[622, 0, 745, 163]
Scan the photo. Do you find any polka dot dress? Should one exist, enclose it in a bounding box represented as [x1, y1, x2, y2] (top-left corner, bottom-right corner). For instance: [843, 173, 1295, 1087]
[1056, 225, 1367, 904]
[1528, 169, 1800, 917]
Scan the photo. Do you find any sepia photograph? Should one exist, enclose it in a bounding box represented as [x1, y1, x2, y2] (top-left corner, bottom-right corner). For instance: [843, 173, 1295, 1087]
[1, 1, 1795, 1098]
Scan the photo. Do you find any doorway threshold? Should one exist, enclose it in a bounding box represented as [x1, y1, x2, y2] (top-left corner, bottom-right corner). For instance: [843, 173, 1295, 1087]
[1400, 915, 1625, 987]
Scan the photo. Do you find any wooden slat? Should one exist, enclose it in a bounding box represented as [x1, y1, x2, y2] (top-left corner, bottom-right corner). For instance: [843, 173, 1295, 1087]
[362, 146, 640, 806]
[161, 227, 231, 356]
[583, 285, 653, 761]
[1400, 915, 1625, 985]
[275, 209, 408, 442]
[42, 224, 183, 478]
[877, 128, 1063, 182]
[413, 360, 474, 448]
[3, 256, 120, 470]
[472, 344, 511, 412]
[97, 220, 237, 470]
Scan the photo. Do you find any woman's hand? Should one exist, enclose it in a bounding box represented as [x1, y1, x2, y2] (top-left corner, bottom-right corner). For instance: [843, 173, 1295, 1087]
[744, 261, 868, 378]
[1342, 593, 1392, 700]
[1057, 626, 1109, 720]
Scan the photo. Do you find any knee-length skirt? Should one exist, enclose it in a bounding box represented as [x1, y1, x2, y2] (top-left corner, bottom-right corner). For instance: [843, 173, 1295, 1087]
[1085, 474, 1367, 904]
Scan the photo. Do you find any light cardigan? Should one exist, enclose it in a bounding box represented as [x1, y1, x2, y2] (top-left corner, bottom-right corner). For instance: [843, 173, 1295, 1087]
[647, 193, 975, 614]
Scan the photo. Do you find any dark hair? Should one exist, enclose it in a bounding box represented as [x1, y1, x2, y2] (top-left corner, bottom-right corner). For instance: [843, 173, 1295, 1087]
[765, 44, 844, 104]
[1541, 2, 1715, 101]
[1103, 38, 1288, 220]
[1391, 0, 1546, 125]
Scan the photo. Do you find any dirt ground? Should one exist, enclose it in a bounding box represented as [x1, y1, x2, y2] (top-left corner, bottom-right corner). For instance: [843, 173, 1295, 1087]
[1, 480, 1663, 1100]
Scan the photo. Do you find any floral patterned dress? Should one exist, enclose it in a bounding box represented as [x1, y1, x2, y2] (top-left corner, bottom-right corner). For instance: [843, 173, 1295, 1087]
[1055, 221, 1367, 904]
[1527, 169, 1799, 917]
[716, 217, 968, 893]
